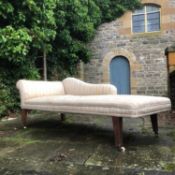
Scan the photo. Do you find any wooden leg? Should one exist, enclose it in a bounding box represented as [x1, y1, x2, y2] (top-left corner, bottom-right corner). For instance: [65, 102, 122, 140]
[21, 109, 28, 128]
[60, 113, 65, 121]
[150, 114, 158, 136]
[112, 117, 125, 151]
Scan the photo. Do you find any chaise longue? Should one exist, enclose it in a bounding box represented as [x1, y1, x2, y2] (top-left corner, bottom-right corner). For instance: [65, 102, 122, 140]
[16, 77, 171, 151]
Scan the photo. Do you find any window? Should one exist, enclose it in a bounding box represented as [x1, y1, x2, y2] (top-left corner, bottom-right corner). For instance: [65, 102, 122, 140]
[132, 4, 160, 33]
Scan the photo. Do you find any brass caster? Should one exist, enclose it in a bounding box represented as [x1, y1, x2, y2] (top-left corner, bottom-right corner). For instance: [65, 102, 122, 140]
[119, 146, 126, 152]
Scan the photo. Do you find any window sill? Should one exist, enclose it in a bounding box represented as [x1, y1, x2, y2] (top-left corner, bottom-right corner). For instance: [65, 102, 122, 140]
[131, 31, 162, 37]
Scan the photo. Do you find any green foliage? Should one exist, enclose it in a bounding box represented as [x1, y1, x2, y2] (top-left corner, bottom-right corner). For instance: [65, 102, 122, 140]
[0, 26, 32, 63]
[0, 0, 141, 117]
[0, 0, 57, 117]
[0, 82, 12, 116]
[0, 1, 14, 19]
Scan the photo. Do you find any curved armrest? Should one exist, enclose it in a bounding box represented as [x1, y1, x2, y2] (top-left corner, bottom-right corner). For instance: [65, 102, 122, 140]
[16, 80, 65, 105]
[63, 78, 117, 95]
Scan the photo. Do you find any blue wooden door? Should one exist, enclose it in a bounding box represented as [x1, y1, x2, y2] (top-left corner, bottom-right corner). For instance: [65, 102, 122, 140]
[110, 56, 130, 94]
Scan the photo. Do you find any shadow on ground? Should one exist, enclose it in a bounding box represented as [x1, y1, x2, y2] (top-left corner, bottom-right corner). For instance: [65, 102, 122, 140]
[0, 112, 175, 175]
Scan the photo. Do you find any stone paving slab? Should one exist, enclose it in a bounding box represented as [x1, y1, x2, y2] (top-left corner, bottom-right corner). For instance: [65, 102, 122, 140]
[0, 112, 175, 174]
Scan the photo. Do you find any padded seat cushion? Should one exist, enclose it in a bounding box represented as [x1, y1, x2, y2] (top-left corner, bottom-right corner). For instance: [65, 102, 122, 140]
[23, 95, 171, 118]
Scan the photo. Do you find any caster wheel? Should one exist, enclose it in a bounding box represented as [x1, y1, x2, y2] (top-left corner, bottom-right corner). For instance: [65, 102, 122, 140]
[119, 146, 126, 152]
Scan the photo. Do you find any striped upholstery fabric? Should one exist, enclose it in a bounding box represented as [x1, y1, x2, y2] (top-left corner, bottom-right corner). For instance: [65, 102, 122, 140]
[23, 95, 171, 118]
[16, 80, 65, 106]
[16, 77, 171, 118]
[63, 77, 117, 95]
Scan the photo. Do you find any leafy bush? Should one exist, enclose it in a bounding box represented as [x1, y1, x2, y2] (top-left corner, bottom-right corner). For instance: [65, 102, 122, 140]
[0, 82, 12, 116]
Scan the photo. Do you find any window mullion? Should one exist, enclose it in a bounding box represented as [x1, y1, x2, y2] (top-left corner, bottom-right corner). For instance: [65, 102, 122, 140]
[145, 6, 147, 32]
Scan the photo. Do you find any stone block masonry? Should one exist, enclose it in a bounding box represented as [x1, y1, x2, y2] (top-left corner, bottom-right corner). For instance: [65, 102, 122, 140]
[81, 0, 175, 97]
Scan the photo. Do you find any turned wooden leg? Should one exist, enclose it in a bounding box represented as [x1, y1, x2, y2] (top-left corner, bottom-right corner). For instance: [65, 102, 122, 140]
[21, 109, 28, 128]
[60, 113, 65, 121]
[150, 114, 158, 136]
[112, 117, 125, 151]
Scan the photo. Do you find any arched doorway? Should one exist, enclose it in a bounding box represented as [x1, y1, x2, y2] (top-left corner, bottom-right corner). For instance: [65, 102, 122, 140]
[110, 56, 130, 94]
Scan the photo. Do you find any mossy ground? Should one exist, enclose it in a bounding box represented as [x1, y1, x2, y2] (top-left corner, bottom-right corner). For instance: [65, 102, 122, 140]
[0, 112, 175, 175]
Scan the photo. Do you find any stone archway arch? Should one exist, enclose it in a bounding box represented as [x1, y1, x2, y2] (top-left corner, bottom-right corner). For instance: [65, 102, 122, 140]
[102, 48, 141, 94]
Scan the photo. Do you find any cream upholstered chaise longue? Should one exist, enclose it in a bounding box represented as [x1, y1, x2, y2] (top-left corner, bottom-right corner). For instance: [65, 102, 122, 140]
[16, 77, 171, 150]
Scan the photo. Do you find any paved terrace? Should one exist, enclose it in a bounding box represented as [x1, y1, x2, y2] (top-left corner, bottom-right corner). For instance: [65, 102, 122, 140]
[0, 112, 175, 175]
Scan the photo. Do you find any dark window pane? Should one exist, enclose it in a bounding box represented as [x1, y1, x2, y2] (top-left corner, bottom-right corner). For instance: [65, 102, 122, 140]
[148, 12, 160, 20]
[147, 12, 160, 32]
[132, 14, 145, 33]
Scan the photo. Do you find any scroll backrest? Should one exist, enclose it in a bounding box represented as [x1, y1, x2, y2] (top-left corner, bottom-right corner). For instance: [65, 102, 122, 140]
[63, 77, 117, 95]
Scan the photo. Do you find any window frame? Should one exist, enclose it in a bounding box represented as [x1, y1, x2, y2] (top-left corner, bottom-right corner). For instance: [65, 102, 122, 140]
[131, 4, 161, 34]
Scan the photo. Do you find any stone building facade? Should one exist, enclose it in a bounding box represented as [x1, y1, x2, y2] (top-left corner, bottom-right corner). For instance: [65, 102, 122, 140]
[80, 0, 175, 97]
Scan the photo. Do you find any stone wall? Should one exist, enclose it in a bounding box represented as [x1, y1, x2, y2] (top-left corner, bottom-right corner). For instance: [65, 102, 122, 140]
[82, 0, 175, 96]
